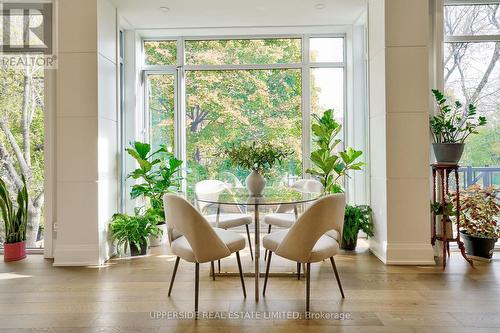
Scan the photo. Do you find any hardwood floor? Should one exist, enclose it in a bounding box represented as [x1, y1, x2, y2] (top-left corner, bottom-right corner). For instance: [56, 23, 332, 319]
[0, 240, 499, 332]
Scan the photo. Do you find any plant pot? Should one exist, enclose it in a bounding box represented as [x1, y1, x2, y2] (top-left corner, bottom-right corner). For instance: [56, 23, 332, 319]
[460, 231, 497, 260]
[432, 143, 464, 164]
[246, 170, 266, 196]
[149, 222, 167, 247]
[341, 237, 358, 251]
[130, 239, 148, 256]
[3, 241, 27, 262]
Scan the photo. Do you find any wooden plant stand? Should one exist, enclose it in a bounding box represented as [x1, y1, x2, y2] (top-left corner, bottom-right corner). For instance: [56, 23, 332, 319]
[431, 163, 474, 268]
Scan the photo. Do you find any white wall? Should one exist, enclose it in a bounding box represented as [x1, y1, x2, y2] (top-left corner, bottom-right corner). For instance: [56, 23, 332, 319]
[368, 0, 435, 265]
[53, 0, 118, 266]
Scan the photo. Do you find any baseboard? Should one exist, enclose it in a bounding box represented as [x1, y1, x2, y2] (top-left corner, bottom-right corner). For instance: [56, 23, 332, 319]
[368, 238, 387, 264]
[53, 244, 102, 266]
[385, 243, 436, 265]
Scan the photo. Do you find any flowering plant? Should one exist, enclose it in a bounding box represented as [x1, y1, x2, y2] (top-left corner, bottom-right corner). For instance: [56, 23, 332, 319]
[451, 185, 499, 239]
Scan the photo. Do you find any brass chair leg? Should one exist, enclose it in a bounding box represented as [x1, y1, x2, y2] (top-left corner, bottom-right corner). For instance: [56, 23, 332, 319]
[168, 256, 180, 296]
[297, 262, 301, 280]
[264, 224, 272, 261]
[306, 263, 311, 312]
[211, 261, 215, 280]
[245, 224, 254, 261]
[330, 257, 345, 298]
[263, 251, 272, 296]
[236, 252, 246, 298]
[195, 262, 200, 315]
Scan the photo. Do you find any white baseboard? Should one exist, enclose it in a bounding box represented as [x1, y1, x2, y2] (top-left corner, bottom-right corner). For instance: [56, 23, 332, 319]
[369, 240, 435, 265]
[53, 244, 102, 266]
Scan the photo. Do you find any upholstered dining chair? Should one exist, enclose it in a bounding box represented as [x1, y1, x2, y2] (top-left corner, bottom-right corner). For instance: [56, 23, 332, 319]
[195, 180, 253, 260]
[263, 178, 323, 260]
[262, 194, 346, 312]
[163, 194, 247, 313]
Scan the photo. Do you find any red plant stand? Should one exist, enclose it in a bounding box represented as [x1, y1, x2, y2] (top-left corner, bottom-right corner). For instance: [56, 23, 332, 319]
[431, 163, 473, 269]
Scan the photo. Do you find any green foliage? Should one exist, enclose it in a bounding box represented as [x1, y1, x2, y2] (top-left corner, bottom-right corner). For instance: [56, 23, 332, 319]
[461, 124, 500, 167]
[430, 89, 487, 144]
[0, 176, 28, 243]
[342, 205, 374, 245]
[126, 141, 182, 219]
[109, 208, 162, 254]
[306, 109, 365, 194]
[222, 141, 292, 175]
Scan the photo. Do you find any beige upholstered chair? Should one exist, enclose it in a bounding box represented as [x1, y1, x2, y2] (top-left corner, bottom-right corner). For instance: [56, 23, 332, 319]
[263, 179, 323, 260]
[163, 194, 247, 313]
[262, 194, 346, 312]
[195, 180, 253, 260]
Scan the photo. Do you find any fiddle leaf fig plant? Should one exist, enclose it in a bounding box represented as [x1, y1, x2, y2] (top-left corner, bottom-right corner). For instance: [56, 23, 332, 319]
[306, 109, 365, 194]
[126, 141, 182, 219]
[430, 89, 487, 144]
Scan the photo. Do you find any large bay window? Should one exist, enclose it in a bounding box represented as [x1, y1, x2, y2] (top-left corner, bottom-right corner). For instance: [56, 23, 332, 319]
[142, 35, 346, 193]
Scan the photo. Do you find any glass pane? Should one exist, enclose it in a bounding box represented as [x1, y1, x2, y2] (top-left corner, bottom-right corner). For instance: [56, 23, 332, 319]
[148, 74, 175, 153]
[444, 42, 500, 185]
[144, 40, 177, 65]
[0, 64, 45, 249]
[309, 38, 344, 63]
[185, 39, 302, 65]
[445, 5, 500, 36]
[311, 68, 344, 123]
[186, 69, 302, 193]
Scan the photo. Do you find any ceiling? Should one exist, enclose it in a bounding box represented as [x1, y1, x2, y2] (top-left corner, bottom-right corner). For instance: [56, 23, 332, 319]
[111, 0, 368, 30]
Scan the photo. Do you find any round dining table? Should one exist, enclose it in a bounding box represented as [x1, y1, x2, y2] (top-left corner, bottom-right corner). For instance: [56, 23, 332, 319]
[196, 186, 323, 301]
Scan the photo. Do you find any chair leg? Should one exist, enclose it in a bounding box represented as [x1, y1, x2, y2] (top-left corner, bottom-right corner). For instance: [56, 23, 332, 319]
[195, 262, 200, 314]
[168, 256, 180, 297]
[218, 259, 221, 273]
[264, 224, 272, 261]
[211, 261, 216, 281]
[306, 263, 311, 312]
[236, 252, 246, 298]
[330, 257, 345, 298]
[297, 262, 301, 280]
[245, 224, 254, 261]
[263, 251, 272, 296]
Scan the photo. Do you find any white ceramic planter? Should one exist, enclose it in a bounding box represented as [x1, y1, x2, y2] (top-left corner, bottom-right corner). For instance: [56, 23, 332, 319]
[245, 170, 266, 196]
[149, 223, 167, 247]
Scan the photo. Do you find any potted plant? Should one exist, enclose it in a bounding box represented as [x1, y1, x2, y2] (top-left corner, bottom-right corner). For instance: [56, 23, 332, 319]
[223, 141, 292, 196]
[109, 208, 162, 256]
[342, 205, 374, 250]
[430, 89, 487, 164]
[452, 185, 499, 260]
[126, 141, 182, 246]
[0, 176, 28, 262]
[430, 200, 454, 240]
[306, 109, 371, 250]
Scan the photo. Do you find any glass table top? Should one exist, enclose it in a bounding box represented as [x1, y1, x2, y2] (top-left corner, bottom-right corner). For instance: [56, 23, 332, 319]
[195, 186, 323, 206]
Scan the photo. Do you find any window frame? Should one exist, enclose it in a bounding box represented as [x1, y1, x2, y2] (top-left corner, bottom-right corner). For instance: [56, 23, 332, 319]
[140, 33, 347, 192]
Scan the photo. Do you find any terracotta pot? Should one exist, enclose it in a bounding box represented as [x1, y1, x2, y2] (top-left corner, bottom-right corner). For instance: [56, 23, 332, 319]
[3, 241, 27, 262]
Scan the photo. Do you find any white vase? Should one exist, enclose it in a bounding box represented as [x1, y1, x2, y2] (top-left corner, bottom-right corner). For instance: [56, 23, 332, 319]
[246, 170, 266, 196]
[149, 222, 167, 247]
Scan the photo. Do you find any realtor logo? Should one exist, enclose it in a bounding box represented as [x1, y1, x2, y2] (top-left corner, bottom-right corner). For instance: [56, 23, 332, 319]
[0, 1, 56, 68]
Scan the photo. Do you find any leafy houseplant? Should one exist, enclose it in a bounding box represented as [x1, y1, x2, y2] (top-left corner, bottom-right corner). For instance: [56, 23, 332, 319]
[126, 141, 182, 246]
[109, 208, 162, 256]
[0, 176, 29, 262]
[306, 109, 372, 250]
[430, 89, 487, 164]
[452, 185, 499, 260]
[342, 205, 374, 250]
[223, 141, 292, 196]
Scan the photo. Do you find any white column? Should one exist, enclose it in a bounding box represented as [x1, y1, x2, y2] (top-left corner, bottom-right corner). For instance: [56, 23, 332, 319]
[53, 0, 118, 266]
[368, 0, 435, 265]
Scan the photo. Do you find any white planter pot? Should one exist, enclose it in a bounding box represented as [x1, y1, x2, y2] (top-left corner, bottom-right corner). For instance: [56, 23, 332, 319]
[149, 223, 167, 247]
[245, 170, 266, 196]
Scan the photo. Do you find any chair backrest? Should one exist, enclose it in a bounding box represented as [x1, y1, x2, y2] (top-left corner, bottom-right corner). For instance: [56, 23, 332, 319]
[163, 194, 231, 263]
[195, 179, 242, 214]
[276, 179, 324, 213]
[275, 194, 345, 263]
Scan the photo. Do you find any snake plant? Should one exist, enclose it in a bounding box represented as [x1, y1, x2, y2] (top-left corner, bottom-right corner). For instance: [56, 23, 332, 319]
[0, 176, 28, 244]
